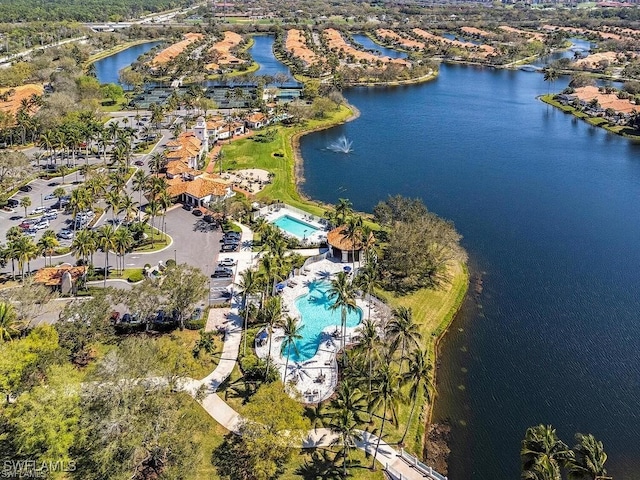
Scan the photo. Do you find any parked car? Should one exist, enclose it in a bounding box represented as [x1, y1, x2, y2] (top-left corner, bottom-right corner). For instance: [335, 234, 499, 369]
[182, 203, 193, 211]
[211, 268, 233, 278]
[218, 258, 236, 267]
[43, 211, 57, 220]
[34, 220, 49, 230]
[192, 209, 203, 217]
[203, 214, 215, 223]
[9, 215, 21, 221]
[30, 207, 46, 215]
[47, 181, 59, 187]
[19, 221, 33, 229]
[57, 230, 74, 240]
[220, 244, 238, 253]
[7, 198, 19, 208]
[25, 229, 37, 237]
[134, 160, 144, 166]
[19, 185, 32, 192]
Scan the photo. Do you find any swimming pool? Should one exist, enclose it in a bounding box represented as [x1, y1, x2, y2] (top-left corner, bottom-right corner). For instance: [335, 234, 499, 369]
[284, 281, 362, 363]
[272, 214, 321, 239]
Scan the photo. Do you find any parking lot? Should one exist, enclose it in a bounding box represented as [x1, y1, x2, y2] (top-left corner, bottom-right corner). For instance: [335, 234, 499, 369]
[0, 177, 80, 246]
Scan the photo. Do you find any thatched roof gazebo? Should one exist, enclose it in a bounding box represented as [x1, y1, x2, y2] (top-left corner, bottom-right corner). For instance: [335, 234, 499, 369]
[326, 225, 366, 264]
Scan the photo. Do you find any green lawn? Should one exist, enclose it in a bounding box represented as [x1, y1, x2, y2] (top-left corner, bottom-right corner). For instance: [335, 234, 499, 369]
[132, 224, 171, 252]
[375, 261, 469, 453]
[219, 106, 353, 217]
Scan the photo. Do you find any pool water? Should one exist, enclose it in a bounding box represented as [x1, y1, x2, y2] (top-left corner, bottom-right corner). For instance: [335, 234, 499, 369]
[285, 281, 362, 363]
[272, 214, 321, 239]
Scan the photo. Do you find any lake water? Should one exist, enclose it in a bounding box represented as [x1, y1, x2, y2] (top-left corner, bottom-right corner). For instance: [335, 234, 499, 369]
[299, 65, 640, 479]
[93, 41, 161, 85]
[351, 34, 408, 59]
[249, 34, 297, 80]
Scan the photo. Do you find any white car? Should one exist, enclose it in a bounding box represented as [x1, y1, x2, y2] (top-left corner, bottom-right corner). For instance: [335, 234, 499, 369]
[218, 258, 237, 267]
[57, 230, 74, 240]
[34, 220, 49, 230]
[30, 207, 46, 215]
[44, 193, 56, 200]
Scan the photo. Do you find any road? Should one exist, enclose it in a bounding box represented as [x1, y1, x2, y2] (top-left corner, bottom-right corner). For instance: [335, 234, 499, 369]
[0, 36, 88, 66]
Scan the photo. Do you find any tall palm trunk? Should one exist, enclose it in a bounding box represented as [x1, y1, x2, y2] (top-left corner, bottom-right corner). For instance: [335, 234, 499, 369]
[103, 250, 109, 287]
[265, 324, 273, 380]
[243, 295, 249, 355]
[400, 395, 418, 445]
[283, 344, 291, 383]
[372, 398, 387, 469]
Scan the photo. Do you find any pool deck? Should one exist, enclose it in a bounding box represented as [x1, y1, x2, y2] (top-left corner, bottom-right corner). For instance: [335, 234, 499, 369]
[262, 206, 328, 244]
[255, 258, 389, 404]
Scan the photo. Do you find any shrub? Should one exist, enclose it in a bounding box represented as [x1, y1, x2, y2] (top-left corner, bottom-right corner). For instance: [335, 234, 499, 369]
[127, 271, 144, 283]
[166, 259, 176, 268]
[185, 318, 206, 330]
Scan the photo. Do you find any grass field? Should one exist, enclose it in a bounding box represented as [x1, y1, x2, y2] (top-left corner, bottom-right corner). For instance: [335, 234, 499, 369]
[219, 106, 353, 217]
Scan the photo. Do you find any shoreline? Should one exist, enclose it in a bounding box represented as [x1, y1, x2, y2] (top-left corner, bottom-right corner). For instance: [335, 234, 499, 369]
[291, 101, 361, 193]
[284, 97, 469, 455]
[85, 39, 161, 68]
[540, 94, 640, 141]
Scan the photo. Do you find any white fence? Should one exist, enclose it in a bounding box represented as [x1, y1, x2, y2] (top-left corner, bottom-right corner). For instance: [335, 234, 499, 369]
[400, 449, 448, 480]
[385, 464, 404, 480]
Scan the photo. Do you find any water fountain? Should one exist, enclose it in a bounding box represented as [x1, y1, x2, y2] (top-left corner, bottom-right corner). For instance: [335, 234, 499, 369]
[328, 135, 353, 153]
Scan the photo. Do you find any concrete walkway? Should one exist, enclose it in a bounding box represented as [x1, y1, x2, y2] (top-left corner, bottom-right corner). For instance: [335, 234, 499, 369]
[178, 230, 435, 479]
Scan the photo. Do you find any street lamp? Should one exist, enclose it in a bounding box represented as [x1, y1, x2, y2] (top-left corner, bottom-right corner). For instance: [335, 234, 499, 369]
[174, 249, 177, 264]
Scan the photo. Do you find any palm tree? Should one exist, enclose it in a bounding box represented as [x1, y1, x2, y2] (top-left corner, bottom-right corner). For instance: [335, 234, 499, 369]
[335, 198, 353, 225]
[69, 187, 89, 235]
[543, 67, 560, 96]
[326, 381, 367, 478]
[521, 425, 571, 480]
[20, 196, 31, 218]
[0, 301, 22, 342]
[105, 190, 122, 222]
[357, 317, 379, 396]
[37, 230, 59, 267]
[157, 190, 172, 236]
[369, 363, 402, 469]
[132, 169, 148, 220]
[145, 200, 161, 247]
[386, 306, 422, 374]
[119, 194, 138, 224]
[280, 315, 303, 383]
[148, 151, 167, 177]
[342, 215, 362, 269]
[400, 348, 432, 445]
[328, 271, 357, 358]
[14, 235, 38, 278]
[52, 186, 66, 205]
[237, 269, 259, 355]
[97, 224, 117, 287]
[565, 433, 609, 480]
[113, 227, 134, 274]
[355, 264, 379, 321]
[71, 228, 96, 266]
[261, 296, 282, 380]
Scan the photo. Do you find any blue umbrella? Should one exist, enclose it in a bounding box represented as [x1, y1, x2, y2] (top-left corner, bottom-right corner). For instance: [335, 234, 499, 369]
[343, 266, 352, 273]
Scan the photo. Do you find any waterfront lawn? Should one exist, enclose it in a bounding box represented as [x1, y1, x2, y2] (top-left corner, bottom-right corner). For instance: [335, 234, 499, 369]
[219, 106, 353, 217]
[375, 260, 469, 453]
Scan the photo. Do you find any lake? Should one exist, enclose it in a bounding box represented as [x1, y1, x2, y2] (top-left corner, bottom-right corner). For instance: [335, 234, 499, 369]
[299, 64, 640, 479]
[93, 41, 161, 85]
[351, 33, 408, 59]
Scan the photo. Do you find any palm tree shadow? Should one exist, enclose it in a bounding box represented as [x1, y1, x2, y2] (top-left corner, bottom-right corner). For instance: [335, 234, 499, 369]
[295, 448, 342, 480]
[316, 270, 333, 280]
